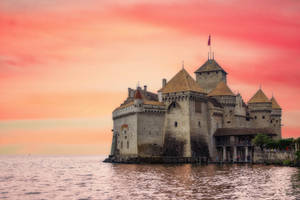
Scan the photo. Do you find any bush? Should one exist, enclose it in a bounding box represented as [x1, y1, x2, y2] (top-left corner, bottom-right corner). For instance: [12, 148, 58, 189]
[252, 134, 272, 150]
[282, 159, 292, 166]
[296, 151, 300, 161]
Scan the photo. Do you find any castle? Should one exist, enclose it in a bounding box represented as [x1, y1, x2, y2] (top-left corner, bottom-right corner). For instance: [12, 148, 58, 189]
[106, 57, 282, 163]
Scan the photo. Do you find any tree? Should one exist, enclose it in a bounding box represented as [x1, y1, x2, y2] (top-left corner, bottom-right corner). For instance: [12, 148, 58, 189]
[252, 134, 271, 151]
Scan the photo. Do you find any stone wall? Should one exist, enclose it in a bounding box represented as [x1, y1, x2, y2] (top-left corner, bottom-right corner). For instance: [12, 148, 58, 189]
[163, 96, 191, 157]
[137, 112, 165, 157]
[195, 71, 226, 93]
[253, 149, 295, 164]
[113, 113, 138, 157]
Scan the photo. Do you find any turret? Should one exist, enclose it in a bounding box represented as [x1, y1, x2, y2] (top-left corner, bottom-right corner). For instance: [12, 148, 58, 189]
[134, 88, 144, 108]
[194, 59, 227, 93]
[248, 88, 272, 129]
[208, 81, 236, 127]
[270, 96, 282, 139]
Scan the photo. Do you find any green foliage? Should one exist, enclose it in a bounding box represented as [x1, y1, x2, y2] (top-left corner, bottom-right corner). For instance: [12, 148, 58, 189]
[282, 159, 292, 166]
[252, 134, 296, 151]
[296, 151, 300, 161]
[295, 137, 300, 145]
[252, 134, 272, 150]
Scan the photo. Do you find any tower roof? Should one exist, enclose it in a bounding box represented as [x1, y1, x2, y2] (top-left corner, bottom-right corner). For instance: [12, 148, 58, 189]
[158, 68, 206, 94]
[271, 96, 281, 109]
[134, 89, 143, 99]
[248, 89, 270, 103]
[194, 59, 227, 74]
[208, 81, 235, 96]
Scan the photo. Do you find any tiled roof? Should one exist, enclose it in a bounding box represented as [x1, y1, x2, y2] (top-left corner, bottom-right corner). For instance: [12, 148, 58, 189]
[194, 59, 227, 74]
[116, 91, 165, 110]
[248, 89, 270, 103]
[208, 81, 235, 96]
[134, 89, 142, 99]
[144, 100, 165, 106]
[271, 97, 281, 109]
[214, 128, 277, 136]
[158, 68, 206, 94]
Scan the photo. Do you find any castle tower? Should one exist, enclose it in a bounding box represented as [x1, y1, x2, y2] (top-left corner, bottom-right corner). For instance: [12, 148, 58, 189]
[158, 68, 208, 158]
[194, 59, 227, 93]
[270, 96, 282, 139]
[248, 88, 272, 129]
[134, 87, 144, 109]
[208, 81, 236, 128]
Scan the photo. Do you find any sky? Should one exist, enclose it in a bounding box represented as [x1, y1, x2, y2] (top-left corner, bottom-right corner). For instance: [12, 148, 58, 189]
[0, 0, 300, 155]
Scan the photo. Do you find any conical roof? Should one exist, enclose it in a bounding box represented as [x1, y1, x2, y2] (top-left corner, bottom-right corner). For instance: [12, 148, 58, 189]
[134, 89, 142, 99]
[194, 59, 227, 74]
[159, 68, 206, 94]
[208, 81, 235, 96]
[248, 89, 270, 103]
[271, 97, 281, 109]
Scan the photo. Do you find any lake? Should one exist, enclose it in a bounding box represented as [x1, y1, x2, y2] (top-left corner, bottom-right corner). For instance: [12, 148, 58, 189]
[0, 155, 299, 199]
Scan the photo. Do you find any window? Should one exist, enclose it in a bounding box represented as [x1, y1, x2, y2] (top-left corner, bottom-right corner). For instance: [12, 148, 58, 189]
[174, 121, 178, 127]
[149, 131, 151, 135]
[121, 141, 123, 149]
[227, 121, 231, 124]
[254, 116, 257, 120]
[271, 120, 273, 123]
[262, 116, 265, 119]
[127, 141, 129, 149]
[125, 136, 127, 139]
[195, 101, 202, 113]
[198, 121, 201, 127]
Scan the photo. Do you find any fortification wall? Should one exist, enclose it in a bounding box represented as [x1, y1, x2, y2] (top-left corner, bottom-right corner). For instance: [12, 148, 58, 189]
[189, 98, 210, 157]
[137, 112, 165, 157]
[163, 97, 191, 157]
[196, 71, 226, 92]
[113, 113, 138, 157]
[253, 149, 295, 164]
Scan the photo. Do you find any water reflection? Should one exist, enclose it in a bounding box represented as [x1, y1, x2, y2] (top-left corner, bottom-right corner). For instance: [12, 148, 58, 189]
[0, 156, 299, 200]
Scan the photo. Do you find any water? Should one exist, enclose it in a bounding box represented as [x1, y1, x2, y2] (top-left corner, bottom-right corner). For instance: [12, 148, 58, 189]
[0, 156, 299, 200]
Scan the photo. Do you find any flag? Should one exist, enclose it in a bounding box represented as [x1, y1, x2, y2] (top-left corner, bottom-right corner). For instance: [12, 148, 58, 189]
[208, 35, 211, 46]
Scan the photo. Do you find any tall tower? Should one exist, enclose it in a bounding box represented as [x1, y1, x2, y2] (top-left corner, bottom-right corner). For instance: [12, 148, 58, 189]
[194, 59, 227, 93]
[248, 88, 272, 129]
[270, 96, 282, 139]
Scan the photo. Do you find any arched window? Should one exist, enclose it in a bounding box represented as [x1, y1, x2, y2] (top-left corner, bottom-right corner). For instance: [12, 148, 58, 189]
[174, 121, 178, 127]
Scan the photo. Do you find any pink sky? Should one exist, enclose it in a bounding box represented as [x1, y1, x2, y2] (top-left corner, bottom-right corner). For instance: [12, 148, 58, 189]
[0, 0, 300, 154]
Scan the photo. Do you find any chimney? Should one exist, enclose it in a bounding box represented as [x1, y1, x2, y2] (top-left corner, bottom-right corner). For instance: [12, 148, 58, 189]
[162, 79, 167, 87]
[144, 85, 147, 92]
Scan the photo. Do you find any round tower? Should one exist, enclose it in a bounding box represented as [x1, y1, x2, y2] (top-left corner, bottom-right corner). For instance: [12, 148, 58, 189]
[270, 96, 282, 139]
[248, 88, 272, 128]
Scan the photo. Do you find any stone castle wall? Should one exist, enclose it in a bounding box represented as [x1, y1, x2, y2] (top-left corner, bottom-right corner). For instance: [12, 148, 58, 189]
[137, 112, 165, 157]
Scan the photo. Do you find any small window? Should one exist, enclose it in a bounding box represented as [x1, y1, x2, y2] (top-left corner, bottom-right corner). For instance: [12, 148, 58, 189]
[227, 121, 231, 124]
[121, 141, 123, 149]
[262, 116, 265, 119]
[125, 136, 127, 139]
[175, 121, 178, 127]
[271, 120, 273, 123]
[198, 121, 201, 127]
[276, 120, 278, 123]
[127, 141, 129, 149]
[254, 116, 257, 120]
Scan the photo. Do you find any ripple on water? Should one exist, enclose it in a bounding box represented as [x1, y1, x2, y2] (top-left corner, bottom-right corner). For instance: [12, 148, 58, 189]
[0, 156, 299, 200]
